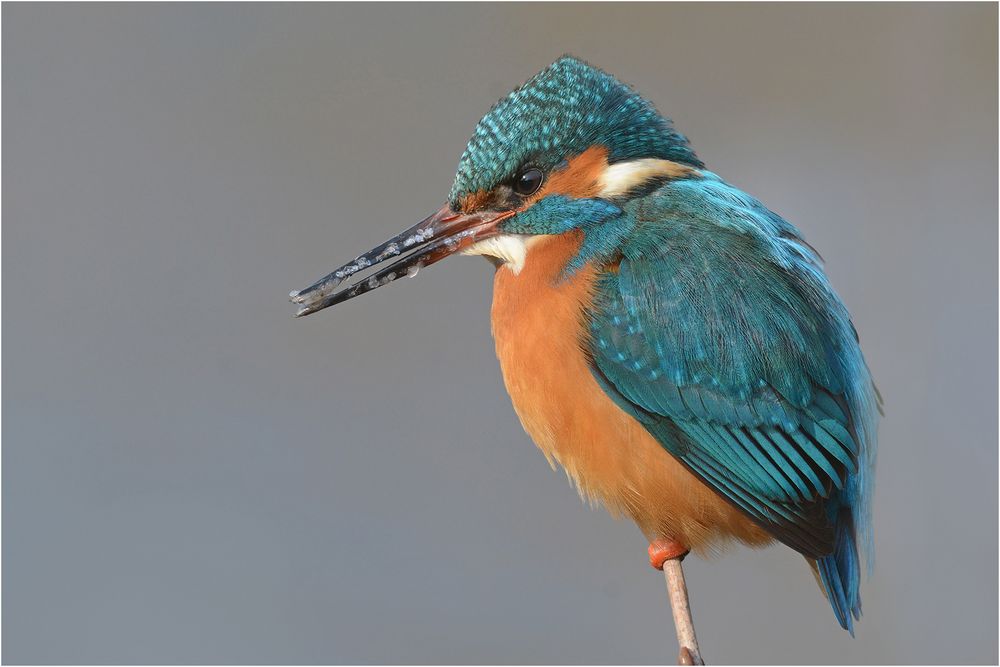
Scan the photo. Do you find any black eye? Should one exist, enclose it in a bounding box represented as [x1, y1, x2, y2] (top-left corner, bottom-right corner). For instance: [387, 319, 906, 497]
[513, 167, 544, 196]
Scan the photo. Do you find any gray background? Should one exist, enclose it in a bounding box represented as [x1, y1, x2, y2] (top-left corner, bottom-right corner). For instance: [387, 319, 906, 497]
[4, 3, 997, 664]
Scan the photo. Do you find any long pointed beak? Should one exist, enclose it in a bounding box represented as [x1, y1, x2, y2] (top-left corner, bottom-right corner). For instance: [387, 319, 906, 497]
[289, 204, 514, 317]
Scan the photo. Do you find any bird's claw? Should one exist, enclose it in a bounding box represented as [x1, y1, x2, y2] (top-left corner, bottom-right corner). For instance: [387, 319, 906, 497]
[648, 539, 689, 570]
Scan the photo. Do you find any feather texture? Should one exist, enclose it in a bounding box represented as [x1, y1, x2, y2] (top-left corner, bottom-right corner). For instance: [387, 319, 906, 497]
[449, 56, 700, 205]
[583, 173, 879, 630]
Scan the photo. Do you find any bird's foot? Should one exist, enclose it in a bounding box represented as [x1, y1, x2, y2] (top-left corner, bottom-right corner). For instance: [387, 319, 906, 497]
[648, 538, 689, 570]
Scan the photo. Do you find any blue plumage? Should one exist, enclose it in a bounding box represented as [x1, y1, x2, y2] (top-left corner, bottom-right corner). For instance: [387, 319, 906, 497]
[580, 173, 879, 631]
[449, 56, 700, 204]
[483, 61, 880, 632]
[302, 54, 881, 637]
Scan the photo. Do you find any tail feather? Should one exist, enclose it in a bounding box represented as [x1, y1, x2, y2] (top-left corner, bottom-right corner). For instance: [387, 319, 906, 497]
[816, 508, 862, 635]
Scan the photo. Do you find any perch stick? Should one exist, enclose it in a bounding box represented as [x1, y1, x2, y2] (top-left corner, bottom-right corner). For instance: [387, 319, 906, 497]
[662, 556, 705, 665]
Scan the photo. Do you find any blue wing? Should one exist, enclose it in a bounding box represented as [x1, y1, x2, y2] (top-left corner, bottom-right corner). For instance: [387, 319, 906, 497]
[585, 175, 879, 631]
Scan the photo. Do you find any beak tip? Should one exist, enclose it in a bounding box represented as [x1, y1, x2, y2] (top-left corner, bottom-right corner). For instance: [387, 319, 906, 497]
[289, 202, 485, 318]
[289, 289, 314, 316]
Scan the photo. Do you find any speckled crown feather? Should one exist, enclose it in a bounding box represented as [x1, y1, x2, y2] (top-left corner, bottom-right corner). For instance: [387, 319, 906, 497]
[448, 56, 702, 206]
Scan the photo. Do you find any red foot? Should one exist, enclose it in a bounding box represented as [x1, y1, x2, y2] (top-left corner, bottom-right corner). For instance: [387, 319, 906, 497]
[648, 538, 689, 570]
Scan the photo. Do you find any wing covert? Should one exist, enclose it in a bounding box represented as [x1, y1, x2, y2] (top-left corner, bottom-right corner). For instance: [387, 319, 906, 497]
[584, 177, 868, 557]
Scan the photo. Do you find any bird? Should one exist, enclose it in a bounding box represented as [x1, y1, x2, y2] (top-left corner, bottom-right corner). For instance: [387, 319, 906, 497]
[290, 55, 880, 640]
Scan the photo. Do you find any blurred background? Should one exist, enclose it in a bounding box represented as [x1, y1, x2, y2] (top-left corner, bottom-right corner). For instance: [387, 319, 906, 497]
[3, 3, 996, 664]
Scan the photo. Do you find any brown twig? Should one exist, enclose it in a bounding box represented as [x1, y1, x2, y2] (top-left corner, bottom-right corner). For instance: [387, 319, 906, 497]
[662, 557, 705, 665]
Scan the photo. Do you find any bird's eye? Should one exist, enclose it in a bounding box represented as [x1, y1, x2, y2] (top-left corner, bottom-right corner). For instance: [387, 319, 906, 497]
[513, 167, 544, 196]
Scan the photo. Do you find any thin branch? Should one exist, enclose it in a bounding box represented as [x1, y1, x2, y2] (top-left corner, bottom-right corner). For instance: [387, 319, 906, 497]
[662, 557, 705, 665]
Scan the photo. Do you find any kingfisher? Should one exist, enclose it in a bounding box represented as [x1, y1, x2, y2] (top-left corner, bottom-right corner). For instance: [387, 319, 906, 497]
[290, 56, 879, 639]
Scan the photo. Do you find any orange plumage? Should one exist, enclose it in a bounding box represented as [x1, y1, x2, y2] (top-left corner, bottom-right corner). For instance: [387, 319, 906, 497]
[292, 56, 878, 637]
[491, 231, 772, 554]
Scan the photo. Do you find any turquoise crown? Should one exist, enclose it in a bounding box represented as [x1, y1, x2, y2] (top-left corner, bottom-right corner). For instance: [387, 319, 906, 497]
[448, 56, 701, 206]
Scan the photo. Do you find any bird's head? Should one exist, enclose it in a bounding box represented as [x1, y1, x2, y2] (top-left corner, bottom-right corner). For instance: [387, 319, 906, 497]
[291, 56, 701, 316]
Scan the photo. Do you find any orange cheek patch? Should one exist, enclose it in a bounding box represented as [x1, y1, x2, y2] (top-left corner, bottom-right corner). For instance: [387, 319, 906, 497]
[459, 189, 492, 212]
[462, 145, 610, 214]
[529, 145, 610, 204]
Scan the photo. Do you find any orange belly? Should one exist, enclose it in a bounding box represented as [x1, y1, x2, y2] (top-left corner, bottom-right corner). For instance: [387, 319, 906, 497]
[490, 232, 771, 554]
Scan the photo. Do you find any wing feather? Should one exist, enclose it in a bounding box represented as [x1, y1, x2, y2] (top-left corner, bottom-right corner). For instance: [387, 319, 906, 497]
[584, 176, 873, 557]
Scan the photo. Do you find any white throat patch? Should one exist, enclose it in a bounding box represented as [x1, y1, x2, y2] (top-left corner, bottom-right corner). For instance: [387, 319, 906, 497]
[461, 160, 693, 274]
[462, 234, 536, 274]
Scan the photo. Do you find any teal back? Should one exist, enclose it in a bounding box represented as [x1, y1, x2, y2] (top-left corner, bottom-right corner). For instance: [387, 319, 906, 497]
[580, 174, 879, 633]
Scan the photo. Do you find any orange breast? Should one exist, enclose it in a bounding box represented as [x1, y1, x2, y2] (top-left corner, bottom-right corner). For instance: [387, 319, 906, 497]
[490, 232, 772, 553]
